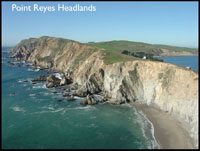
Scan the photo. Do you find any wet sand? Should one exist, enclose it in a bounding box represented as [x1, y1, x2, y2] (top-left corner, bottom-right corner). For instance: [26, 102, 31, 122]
[130, 102, 195, 149]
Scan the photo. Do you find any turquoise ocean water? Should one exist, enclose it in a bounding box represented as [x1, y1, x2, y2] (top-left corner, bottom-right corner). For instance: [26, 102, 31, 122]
[2, 47, 198, 149]
[2, 48, 158, 149]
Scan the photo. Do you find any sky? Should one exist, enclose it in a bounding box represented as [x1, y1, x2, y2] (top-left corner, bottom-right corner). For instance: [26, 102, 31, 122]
[2, 1, 198, 48]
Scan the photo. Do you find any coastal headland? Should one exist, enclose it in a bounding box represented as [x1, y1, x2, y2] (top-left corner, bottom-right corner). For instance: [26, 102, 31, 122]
[7, 36, 198, 149]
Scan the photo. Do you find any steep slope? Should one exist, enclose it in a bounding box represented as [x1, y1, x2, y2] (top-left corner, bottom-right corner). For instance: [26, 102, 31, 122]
[10, 36, 198, 147]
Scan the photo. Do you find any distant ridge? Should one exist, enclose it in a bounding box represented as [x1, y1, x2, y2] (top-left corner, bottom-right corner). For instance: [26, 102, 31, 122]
[88, 40, 198, 56]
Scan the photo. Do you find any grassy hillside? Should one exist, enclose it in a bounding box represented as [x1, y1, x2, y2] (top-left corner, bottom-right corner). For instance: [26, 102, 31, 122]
[11, 36, 198, 66]
[102, 49, 140, 64]
[88, 40, 198, 56]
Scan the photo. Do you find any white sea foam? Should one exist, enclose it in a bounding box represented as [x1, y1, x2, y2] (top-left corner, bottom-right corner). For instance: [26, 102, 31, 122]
[41, 92, 51, 96]
[34, 69, 40, 72]
[88, 123, 98, 128]
[10, 106, 25, 112]
[29, 94, 35, 97]
[30, 110, 50, 114]
[50, 108, 65, 113]
[32, 84, 46, 89]
[41, 105, 55, 110]
[27, 68, 40, 72]
[120, 103, 133, 108]
[48, 106, 54, 110]
[74, 105, 96, 111]
[134, 108, 160, 149]
[18, 78, 33, 83]
[74, 96, 81, 99]
[22, 84, 27, 87]
[54, 73, 62, 80]
[18, 79, 23, 83]
[12, 61, 20, 64]
[31, 107, 65, 115]
[27, 68, 34, 71]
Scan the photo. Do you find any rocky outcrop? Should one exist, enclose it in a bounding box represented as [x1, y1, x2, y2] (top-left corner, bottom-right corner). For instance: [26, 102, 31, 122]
[46, 75, 61, 88]
[72, 87, 88, 97]
[80, 94, 99, 105]
[63, 93, 70, 97]
[32, 75, 46, 82]
[67, 96, 75, 101]
[102, 61, 198, 147]
[10, 36, 198, 147]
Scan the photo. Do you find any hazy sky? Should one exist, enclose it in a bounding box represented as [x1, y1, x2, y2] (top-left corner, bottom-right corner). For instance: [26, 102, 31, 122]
[2, 1, 198, 48]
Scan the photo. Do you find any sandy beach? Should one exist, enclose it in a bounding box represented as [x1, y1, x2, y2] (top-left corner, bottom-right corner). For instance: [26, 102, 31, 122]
[130, 102, 196, 149]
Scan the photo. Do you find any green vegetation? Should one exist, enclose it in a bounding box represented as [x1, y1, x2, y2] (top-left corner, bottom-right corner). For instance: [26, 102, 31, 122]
[88, 40, 198, 56]
[102, 50, 139, 64]
[121, 50, 163, 62]
[18, 36, 198, 66]
[71, 48, 99, 69]
[153, 44, 197, 52]
[92, 44, 119, 51]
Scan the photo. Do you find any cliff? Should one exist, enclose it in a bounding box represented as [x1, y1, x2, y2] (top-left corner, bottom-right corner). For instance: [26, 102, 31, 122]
[10, 36, 198, 147]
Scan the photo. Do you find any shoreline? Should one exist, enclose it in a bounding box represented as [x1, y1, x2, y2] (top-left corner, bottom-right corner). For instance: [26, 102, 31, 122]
[130, 102, 196, 149]
[153, 54, 198, 57]
[5, 52, 198, 149]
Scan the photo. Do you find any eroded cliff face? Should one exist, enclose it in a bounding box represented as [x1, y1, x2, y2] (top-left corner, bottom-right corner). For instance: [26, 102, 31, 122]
[11, 37, 198, 147]
[158, 48, 198, 57]
[101, 61, 198, 147]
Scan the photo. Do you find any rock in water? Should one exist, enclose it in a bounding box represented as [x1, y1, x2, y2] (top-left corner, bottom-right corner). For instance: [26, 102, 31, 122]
[72, 87, 88, 97]
[60, 77, 66, 86]
[23, 80, 29, 82]
[46, 75, 61, 88]
[67, 96, 75, 101]
[80, 94, 98, 105]
[65, 88, 71, 92]
[63, 93, 70, 97]
[60, 76, 72, 86]
[32, 75, 46, 82]
[80, 99, 88, 105]
[99, 96, 108, 103]
[8, 62, 15, 66]
[57, 99, 62, 102]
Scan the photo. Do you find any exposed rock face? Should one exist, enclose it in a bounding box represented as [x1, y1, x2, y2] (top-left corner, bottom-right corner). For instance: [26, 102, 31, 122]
[46, 75, 61, 88]
[70, 83, 79, 90]
[102, 61, 198, 147]
[60, 77, 66, 86]
[59, 75, 72, 86]
[72, 87, 88, 97]
[32, 75, 46, 82]
[80, 94, 98, 105]
[158, 48, 198, 57]
[67, 96, 75, 101]
[10, 36, 199, 147]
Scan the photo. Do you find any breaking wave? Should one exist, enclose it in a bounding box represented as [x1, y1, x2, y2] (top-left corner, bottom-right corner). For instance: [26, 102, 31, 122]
[133, 107, 160, 149]
[10, 106, 26, 112]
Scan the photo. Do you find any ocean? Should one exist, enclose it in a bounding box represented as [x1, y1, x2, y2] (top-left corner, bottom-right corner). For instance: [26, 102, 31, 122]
[2, 47, 158, 149]
[157, 56, 198, 71]
[2, 47, 198, 149]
